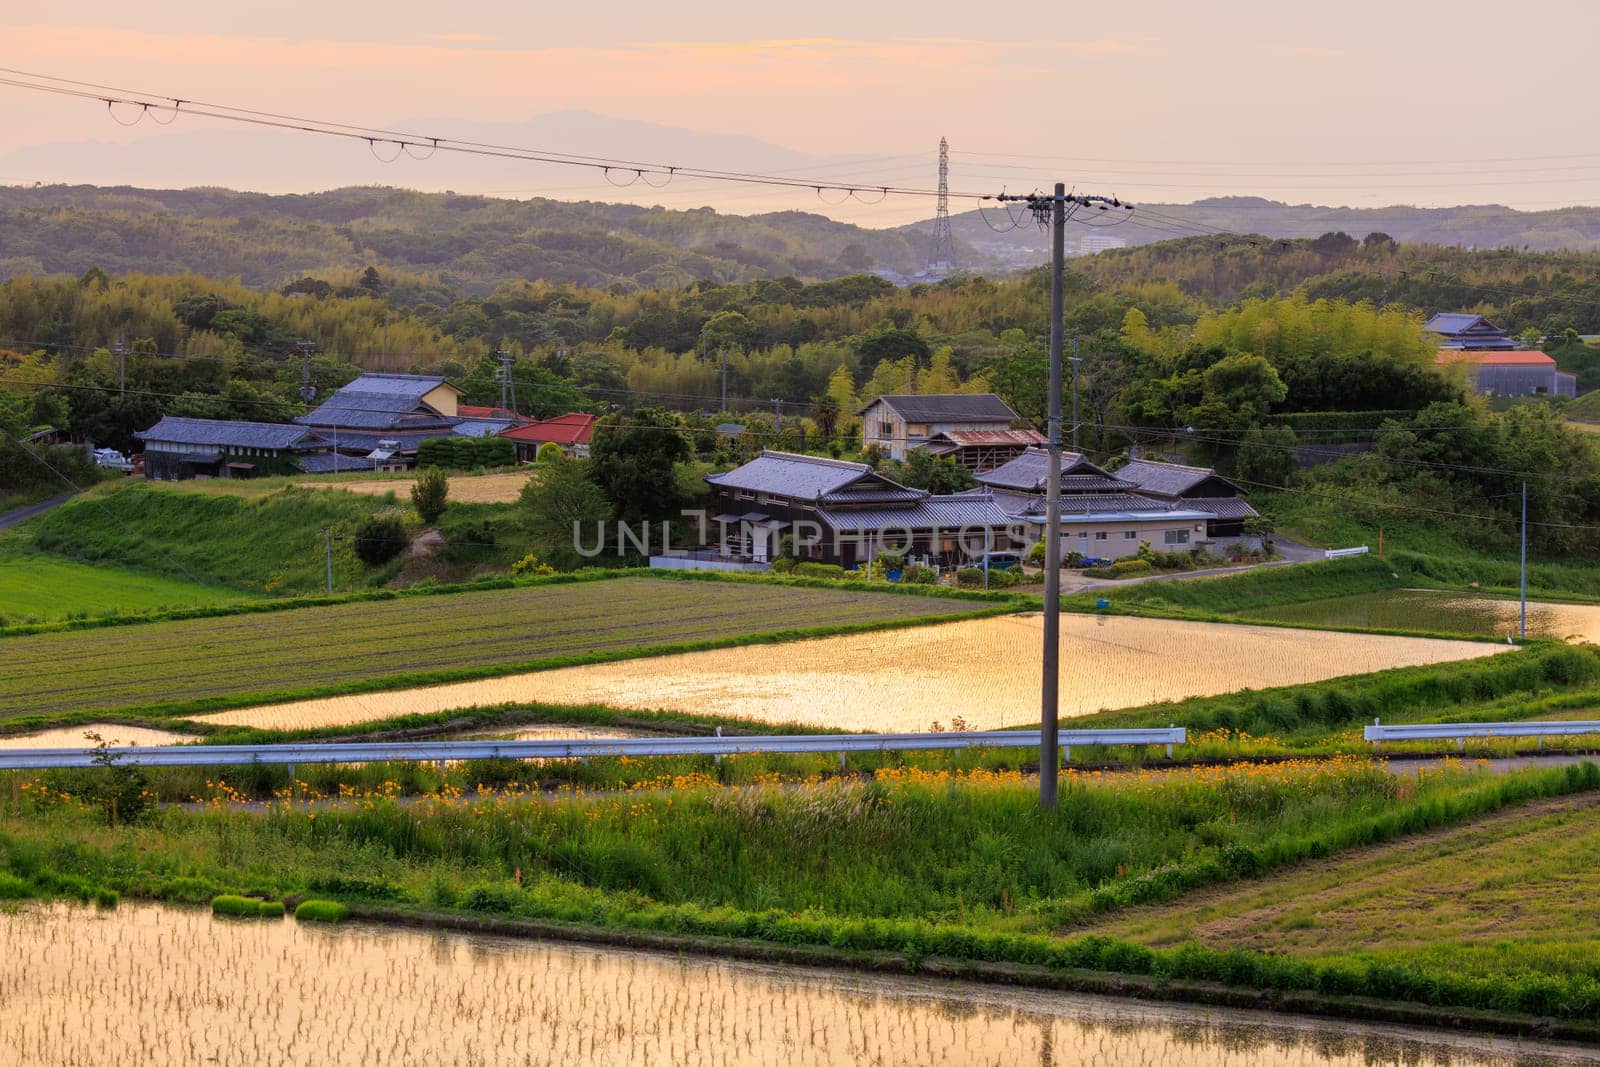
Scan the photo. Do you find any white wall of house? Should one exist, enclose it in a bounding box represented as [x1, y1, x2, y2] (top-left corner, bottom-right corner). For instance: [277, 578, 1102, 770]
[1028, 517, 1210, 560]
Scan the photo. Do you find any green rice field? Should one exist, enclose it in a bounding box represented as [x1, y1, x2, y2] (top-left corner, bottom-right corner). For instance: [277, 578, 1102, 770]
[0, 576, 988, 722]
[0, 553, 246, 625]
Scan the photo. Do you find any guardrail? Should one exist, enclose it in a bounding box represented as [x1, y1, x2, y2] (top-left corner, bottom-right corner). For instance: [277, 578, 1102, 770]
[0, 727, 1187, 773]
[1364, 718, 1600, 751]
[1324, 546, 1370, 560]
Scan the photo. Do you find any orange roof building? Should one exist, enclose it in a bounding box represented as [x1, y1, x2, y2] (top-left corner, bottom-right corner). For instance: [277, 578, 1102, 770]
[1435, 350, 1575, 397]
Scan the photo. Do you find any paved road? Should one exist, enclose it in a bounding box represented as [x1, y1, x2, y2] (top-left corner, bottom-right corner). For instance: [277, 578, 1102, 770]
[0, 492, 75, 532]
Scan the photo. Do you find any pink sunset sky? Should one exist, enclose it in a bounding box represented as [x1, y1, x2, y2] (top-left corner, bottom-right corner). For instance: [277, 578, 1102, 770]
[4, 0, 1598, 223]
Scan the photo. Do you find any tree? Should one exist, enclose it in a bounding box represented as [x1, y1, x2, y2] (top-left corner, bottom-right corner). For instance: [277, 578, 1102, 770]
[519, 458, 612, 569]
[353, 514, 408, 565]
[811, 394, 841, 444]
[587, 407, 692, 522]
[898, 449, 975, 494]
[410, 467, 449, 524]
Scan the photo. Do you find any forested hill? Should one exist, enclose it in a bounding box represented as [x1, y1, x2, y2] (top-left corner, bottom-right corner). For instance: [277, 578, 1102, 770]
[946, 197, 1600, 263]
[0, 185, 961, 292]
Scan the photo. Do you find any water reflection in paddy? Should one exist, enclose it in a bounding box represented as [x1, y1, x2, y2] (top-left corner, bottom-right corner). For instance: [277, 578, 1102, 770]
[196, 614, 1504, 734]
[1245, 590, 1600, 642]
[0, 903, 1589, 1066]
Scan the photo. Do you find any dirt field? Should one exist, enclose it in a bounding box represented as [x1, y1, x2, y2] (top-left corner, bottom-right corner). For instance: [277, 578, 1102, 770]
[302, 471, 531, 503]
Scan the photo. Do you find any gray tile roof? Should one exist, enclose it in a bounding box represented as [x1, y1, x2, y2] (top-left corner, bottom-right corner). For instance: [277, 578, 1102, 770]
[817, 494, 1017, 533]
[297, 373, 461, 430]
[310, 429, 451, 453]
[1186, 496, 1258, 521]
[1424, 313, 1502, 335]
[706, 450, 917, 500]
[1117, 459, 1227, 498]
[296, 452, 374, 474]
[975, 448, 1121, 492]
[136, 416, 319, 451]
[860, 393, 1018, 422]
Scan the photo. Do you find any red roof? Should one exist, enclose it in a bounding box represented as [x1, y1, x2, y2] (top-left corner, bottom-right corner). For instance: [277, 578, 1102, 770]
[935, 428, 1048, 447]
[500, 412, 599, 447]
[1435, 349, 1556, 367]
[457, 404, 533, 425]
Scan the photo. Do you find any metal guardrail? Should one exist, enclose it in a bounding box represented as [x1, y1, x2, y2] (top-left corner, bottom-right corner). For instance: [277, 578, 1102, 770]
[0, 727, 1187, 772]
[1364, 718, 1600, 751]
[1324, 546, 1370, 559]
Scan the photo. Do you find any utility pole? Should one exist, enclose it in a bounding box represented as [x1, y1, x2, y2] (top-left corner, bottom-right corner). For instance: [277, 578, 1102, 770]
[996, 186, 1133, 810]
[927, 136, 956, 274]
[721, 351, 729, 414]
[1520, 481, 1528, 639]
[1069, 337, 1081, 453]
[772, 398, 782, 432]
[113, 334, 126, 400]
[496, 349, 517, 415]
[296, 341, 317, 405]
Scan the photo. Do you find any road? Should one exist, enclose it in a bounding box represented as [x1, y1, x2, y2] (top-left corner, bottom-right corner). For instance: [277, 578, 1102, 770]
[0, 492, 75, 532]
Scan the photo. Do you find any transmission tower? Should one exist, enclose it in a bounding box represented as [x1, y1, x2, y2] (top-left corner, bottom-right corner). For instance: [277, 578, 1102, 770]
[927, 136, 956, 274]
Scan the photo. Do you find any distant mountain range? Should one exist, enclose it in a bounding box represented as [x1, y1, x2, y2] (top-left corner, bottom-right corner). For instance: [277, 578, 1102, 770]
[7, 179, 1600, 295]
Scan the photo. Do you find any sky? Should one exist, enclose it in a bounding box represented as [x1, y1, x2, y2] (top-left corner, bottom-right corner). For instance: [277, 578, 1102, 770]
[4, 1, 1600, 226]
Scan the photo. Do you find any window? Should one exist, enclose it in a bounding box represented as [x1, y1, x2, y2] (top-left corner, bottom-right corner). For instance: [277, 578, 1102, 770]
[906, 423, 929, 436]
[1123, 531, 1138, 540]
[1094, 531, 1108, 541]
[878, 420, 894, 438]
[1164, 529, 1190, 546]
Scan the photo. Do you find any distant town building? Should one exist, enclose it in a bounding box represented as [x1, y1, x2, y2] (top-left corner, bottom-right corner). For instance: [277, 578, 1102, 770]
[1077, 234, 1127, 255]
[1435, 350, 1577, 398]
[296, 372, 466, 467]
[857, 394, 1020, 461]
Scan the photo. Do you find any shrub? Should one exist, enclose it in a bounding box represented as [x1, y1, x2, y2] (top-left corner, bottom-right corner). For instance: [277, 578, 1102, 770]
[410, 467, 449, 523]
[1108, 559, 1153, 577]
[956, 567, 985, 588]
[535, 442, 566, 464]
[903, 563, 937, 584]
[353, 514, 408, 565]
[1027, 539, 1047, 565]
[294, 899, 349, 923]
[794, 562, 845, 579]
[769, 556, 797, 574]
[510, 552, 555, 578]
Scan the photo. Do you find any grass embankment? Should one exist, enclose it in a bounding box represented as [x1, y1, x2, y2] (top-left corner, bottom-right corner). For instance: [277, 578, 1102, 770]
[0, 574, 1003, 727]
[1092, 790, 1600, 1013]
[17, 481, 402, 596]
[5, 759, 1600, 1027]
[1071, 556, 1399, 618]
[0, 549, 247, 626]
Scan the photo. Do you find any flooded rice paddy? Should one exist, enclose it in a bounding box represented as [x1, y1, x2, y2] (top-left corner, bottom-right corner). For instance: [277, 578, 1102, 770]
[0, 723, 198, 750]
[196, 614, 1505, 733]
[1245, 590, 1600, 643]
[0, 903, 1587, 1067]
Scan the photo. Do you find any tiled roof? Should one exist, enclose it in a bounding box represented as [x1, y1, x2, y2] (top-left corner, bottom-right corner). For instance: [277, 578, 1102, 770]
[1424, 313, 1501, 335]
[136, 416, 319, 451]
[1435, 349, 1556, 367]
[819, 484, 930, 506]
[501, 413, 599, 447]
[859, 393, 1018, 422]
[975, 448, 1117, 492]
[1117, 459, 1238, 498]
[706, 450, 912, 500]
[1187, 496, 1259, 520]
[309, 429, 449, 453]
[817, 494, 1017, 533]
[297, 373, 460, 430]
[296, 452, 374, 474]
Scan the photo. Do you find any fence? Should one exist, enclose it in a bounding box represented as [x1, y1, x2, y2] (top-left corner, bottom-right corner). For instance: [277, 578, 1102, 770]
[1324, 546, 1370, 560]
[0, 727, 1188, 773]
[1364, 718, 1600, 751]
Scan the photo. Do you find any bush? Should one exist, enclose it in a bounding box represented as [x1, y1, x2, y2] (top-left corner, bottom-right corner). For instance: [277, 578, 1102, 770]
[535, 442, 566, 464]
[353, 514, 408, 565]
[417, 436, 516, 470]
[955, 567, 985, 588]
[510, 552, 555, 578]
[294, 899, 349, 923]
[410, 467, 449, 523]
[1108, 559, 1153, 577]
[794, 562, 845, 579]
[769, 556, 797, 574]
[903, 563, 937, 585]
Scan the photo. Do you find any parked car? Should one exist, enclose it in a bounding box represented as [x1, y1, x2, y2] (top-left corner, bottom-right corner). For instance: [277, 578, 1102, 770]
[93, 448, 134, 472]
[973, 551, 1023, 572]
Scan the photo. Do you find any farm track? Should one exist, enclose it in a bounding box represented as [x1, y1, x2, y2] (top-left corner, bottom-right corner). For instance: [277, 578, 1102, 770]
[0, 579, 982, 719]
